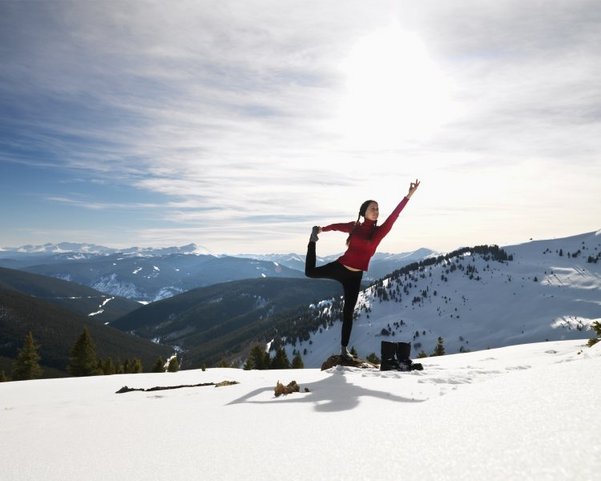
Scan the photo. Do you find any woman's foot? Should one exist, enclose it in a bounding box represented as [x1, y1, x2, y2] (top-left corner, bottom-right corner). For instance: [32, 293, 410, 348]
[310, 226, 320, 243]
[340, 346, 355, 361]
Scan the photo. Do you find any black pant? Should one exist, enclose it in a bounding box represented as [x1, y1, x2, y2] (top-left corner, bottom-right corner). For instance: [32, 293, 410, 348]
[305, 242, 363, 347]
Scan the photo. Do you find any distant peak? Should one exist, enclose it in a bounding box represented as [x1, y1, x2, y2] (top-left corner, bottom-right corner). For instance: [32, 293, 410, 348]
[0, 242, 213, 257]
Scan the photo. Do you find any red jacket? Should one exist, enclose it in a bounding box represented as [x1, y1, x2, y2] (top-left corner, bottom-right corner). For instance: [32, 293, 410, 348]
[322, 196, 410, 271]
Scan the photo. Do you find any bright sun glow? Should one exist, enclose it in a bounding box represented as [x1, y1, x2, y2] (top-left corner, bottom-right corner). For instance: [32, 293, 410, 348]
[338, 25, 456, 148]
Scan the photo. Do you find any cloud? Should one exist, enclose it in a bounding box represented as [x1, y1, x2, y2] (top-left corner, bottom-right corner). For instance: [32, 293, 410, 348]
[45, 196, 164, 211]
[1, 0, 600, 252]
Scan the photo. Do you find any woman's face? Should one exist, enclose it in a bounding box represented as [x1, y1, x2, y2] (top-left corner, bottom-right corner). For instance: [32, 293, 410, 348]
[364, 202, 379, 221]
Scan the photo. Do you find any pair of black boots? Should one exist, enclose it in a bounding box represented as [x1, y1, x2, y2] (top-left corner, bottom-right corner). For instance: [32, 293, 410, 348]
[380, 341, 423, 372]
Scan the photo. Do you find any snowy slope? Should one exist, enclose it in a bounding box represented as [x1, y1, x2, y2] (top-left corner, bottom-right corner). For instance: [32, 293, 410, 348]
[1, 339, 599, 481]
[287, 231, 601, 367]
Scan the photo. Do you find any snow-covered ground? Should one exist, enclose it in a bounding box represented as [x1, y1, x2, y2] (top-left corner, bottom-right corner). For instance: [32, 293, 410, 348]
[1, 339, 600, 481]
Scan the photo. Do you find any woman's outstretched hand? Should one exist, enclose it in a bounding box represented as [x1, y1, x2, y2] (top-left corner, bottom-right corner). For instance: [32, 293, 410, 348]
[406, 179, 420, 199]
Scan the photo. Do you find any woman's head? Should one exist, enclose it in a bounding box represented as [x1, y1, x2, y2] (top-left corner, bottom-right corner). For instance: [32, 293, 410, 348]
[359, 200, 379, 221]
[347, 199, 378, 245]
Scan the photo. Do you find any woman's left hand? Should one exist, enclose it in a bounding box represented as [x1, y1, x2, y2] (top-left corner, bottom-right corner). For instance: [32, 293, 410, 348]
[407, 179, 420, 198]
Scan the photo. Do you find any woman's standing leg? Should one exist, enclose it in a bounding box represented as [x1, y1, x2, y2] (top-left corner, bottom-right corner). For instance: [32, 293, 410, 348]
[305, 236, 364, 357]
[340, 272, 363, 348]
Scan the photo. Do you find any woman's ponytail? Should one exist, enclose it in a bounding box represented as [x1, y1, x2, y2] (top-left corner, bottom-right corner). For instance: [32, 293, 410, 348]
[346, 214, 361, 246]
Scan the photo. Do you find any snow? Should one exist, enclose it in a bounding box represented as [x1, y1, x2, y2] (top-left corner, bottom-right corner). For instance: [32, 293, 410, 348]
[88, 296, 115, 317]
[290, 231, 601, 366]
[1, 339, 600, 481]
[91, 273, 143, 299]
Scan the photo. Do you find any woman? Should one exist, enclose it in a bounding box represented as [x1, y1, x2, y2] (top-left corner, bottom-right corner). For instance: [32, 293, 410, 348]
[305, 179, 420, 360]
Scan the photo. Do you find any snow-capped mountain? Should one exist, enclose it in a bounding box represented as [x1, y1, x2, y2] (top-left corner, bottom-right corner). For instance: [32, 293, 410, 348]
[0, 242, 210, 258]
[0, 243, 436, 303]
[0, 243, 311, 302]
[3, 231, 600, 372]
[284, 230, 601, 367]
[15, 254, 305, 302]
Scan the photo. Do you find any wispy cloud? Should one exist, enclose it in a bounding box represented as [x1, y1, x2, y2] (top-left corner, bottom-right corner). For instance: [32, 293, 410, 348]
[45, 196, 165, 211]
[1, 0, 600, 252]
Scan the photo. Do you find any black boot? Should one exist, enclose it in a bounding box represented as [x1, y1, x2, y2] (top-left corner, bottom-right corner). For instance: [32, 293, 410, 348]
[396, 341, 423, 371]
[380, 341, 401, 371]
[396, 342, 411, 362]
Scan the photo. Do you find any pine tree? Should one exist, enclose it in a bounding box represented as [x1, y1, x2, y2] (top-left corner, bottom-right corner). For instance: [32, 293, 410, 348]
[153, 357, 166, 373]
[167, 356, 180, 372]
[13, 331, 43, 380]
[588, 321, 601, 347]
[115, 360, 124, 375]
[68, 327, 99, 376]
[124, 358, 143, 373]
[0, 370, 9, 382]
[432, 337, 446, 356]
[133, 358, 143, 373]
[243, 357, 252, 370]
[291, 352, 304, 369]
[101, 358, 116, 375]
[366, 352, 380, 364]
[270, 347, 290, 369]
[247, 345, 270, 370]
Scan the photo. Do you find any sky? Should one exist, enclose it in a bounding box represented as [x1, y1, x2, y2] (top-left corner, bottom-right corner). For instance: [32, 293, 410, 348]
[1, 0, 600, 255]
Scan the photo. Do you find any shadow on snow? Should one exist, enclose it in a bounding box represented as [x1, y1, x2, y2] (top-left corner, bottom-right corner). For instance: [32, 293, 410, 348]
[227, 367, 425, 413]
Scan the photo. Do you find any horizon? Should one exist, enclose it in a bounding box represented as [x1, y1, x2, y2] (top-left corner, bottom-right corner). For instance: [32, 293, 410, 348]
[1, 228, 599, 257]
[1, 1, 600, 256]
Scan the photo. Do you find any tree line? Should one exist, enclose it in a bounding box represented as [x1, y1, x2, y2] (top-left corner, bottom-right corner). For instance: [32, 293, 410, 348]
[0, 328, 180, 382]
[243, 343, 304, 370]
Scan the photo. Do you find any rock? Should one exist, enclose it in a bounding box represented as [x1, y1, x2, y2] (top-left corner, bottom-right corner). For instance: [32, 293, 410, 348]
[214, 380, 239, 388]
[274, 380, 300, 397]
[320, 355, 378, 370]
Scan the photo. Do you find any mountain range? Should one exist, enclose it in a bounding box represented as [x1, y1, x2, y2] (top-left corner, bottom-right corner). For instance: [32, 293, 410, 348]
[0, 243, 434, 302]
[1, 231, 599, 375]
[111, 277, 343, 367]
